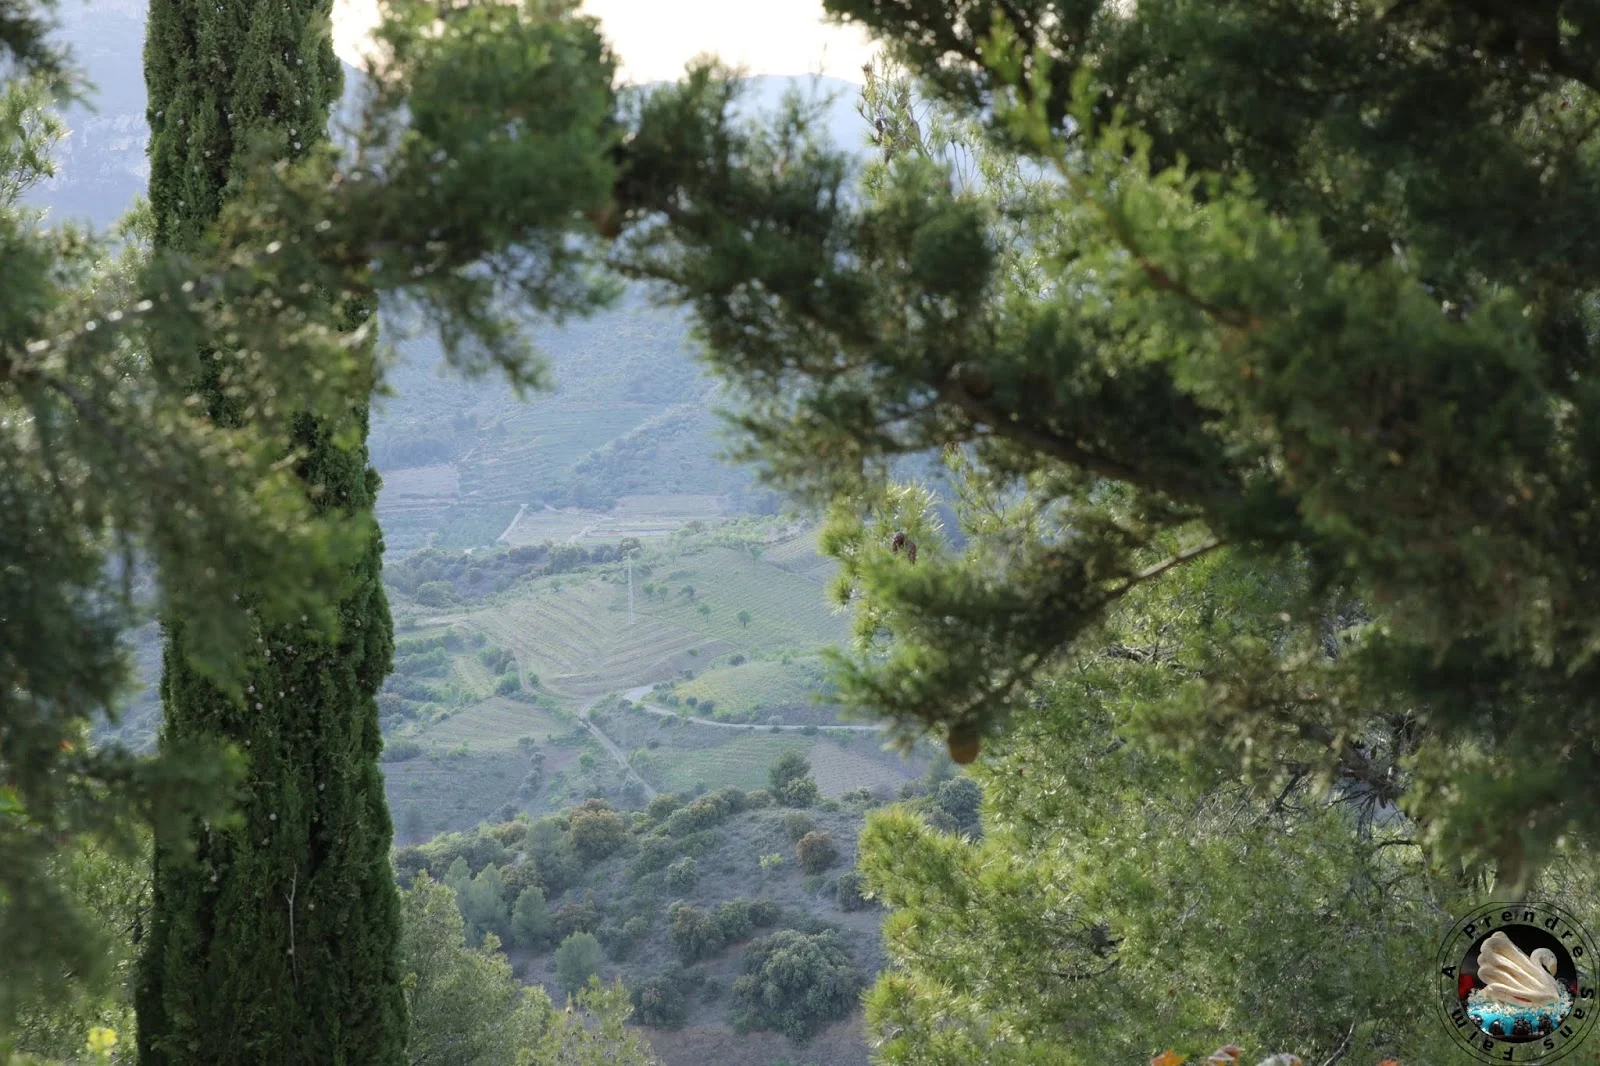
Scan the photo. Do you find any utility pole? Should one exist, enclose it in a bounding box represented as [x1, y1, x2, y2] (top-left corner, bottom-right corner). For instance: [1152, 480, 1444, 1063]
[627, 549, 635, 625]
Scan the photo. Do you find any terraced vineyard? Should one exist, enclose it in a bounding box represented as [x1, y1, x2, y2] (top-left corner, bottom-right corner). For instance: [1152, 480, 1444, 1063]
[759, 527, 839, 585]
[407, 697, 571, 752]
[672, 657, 838, 722]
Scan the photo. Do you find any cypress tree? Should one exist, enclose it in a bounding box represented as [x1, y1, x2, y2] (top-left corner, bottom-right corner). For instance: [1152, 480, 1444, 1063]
[135, 1, 406, 1062]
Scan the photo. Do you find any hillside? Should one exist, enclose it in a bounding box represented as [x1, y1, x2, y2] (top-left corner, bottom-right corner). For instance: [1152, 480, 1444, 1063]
[394, 753, 982, 1066]
[372, 524, 924, 840]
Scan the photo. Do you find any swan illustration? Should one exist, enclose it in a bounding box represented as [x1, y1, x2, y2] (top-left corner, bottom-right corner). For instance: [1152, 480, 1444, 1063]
[1476, 931, 1562, 1007]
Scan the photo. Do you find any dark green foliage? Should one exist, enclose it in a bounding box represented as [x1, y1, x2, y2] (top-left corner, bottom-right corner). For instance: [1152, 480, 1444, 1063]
[730, 930, 865, 1042]
[511, 886, 552, 949]
[767, 750, 810, 795]
[495, 674, 522, 696]
[713, 897, 777, 943]
[796, 831, 839, 875]
[630, 970, 688, 1029]
[665, 857, 699, 894]
[616, 0, 1600, 896]
[134, 0, 410, 1057]
[645, 793, 682, 823]
[383, 737, 425, 763]
[6, 0, 623, 1022]
[779, 777, 821, 810]
[553, 932, 603, 995]
[525, 818, 580, 895]
[554, 890, 602, 940]
[780, 812, 815, 842]
[834, 871, 870, 913]
[935, 778, 981, 835]
[666, 902, 725, 964]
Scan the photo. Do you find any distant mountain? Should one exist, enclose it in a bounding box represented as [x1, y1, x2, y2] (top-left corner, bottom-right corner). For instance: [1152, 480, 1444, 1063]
[29, 2, 873, 555]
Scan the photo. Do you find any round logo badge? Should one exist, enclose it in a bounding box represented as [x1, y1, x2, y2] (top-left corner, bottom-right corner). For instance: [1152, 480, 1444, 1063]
[1436, 901, 1598, 1062]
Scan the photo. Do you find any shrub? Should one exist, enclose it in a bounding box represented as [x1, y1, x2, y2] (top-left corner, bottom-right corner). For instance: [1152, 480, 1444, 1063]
[779, 776, 821, 809]
[381, 737, 424, 762]
[646, 793, 682, 823]
[800, 723, 818, 736]
[665, 794, 732, 837]
[554, 891, 602, 940]
[667, 902, 725, 963]
[796, 831, 839, 875]
[495, 674, 522, 695]
[665, 857, 699, 894]
[709, 786, 751, 813]
[841, 786, 873, 805]
[568, 799, 629, 863]
[937, 777, 983, 835]
[553, 932, 603, 994]
[768, 750, 811, 794]
[731, 930, 865, 1042]
[631, 971, 688, 1029]
[713, 899, 754, 942]
[747, 899, 782, 927]
[392, 846, 429, 886]
[728, 653, 746, 666]
[414, 580, 453, 607]
[746, 789, 773, 809]
[698, 699, 716, 716]
[835, 870, 870, 912]
[780, 811, 815, 842]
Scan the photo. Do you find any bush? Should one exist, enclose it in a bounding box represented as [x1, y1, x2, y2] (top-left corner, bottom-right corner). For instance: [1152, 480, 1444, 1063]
[664, 794, 733, 837]
[841, 786, 873, 805]
[835, 870, 871, 912]
[796, 831, 839, 875]
[381, 737, 424, 762]
[746, 789, 773, 809]
[747, 898, 782, 927]
[667, 902, 725, 963]
[554, 891, 602, 940]
[800, 723, 819, 736]
[779, 776, 821, 809]
[768, 750, 811, 795]
[414, 580, 453, 607]
[646, 793, 682, 823]
[496, 674, 522, 695]
[568, 799, 629, 863]
[554, 932, 603, 994]
[631, 971, 688, 1029]
[780, 811, 815, 842]
[665, 857, 699, 894]
[937, 776, 983, 835]
[713, 899, 755, 942]
[731, 930, 865, 1042]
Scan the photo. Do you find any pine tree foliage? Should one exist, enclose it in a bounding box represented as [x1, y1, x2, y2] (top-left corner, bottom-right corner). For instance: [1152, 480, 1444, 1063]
[2, 0, 620, 1027]
[611, 0, 1600, 892]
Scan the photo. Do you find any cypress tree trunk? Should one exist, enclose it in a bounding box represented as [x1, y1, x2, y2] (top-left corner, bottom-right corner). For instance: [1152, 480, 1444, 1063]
[135, 2, 406, 1062]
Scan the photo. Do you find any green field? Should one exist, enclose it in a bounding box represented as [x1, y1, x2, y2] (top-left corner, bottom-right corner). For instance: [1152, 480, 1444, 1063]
[407, 698, 570, 752]
[672, 657, 837, 722]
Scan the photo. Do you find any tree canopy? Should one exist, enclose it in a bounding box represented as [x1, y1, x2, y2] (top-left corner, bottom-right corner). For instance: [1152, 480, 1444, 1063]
[610, 0, 1600, 898]
[2, 0, 621, 1017]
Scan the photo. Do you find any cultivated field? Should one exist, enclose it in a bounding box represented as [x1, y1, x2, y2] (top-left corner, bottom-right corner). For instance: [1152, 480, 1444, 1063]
[500, 493, 729, 546]
[408, 698, 570, 752]
[672, 657, 838, 721]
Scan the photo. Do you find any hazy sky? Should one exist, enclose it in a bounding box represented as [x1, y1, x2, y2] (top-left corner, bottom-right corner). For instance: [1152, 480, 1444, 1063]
[331, 0, 878, 82]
